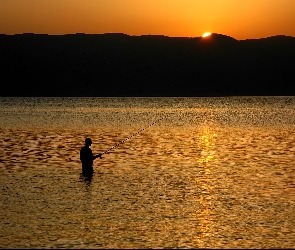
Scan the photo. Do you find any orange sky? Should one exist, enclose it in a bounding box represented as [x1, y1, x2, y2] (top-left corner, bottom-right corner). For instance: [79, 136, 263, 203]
[1, 0, 295, 39]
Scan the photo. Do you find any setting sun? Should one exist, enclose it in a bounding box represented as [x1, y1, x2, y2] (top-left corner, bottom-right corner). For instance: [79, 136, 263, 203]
[202, 32, 212, 37]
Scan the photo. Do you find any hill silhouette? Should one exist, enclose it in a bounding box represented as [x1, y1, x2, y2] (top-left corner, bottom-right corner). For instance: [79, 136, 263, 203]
[0, 33, 294, 96]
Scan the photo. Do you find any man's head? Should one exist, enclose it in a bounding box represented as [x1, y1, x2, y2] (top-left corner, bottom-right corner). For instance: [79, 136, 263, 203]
[85, 137, 92, 146]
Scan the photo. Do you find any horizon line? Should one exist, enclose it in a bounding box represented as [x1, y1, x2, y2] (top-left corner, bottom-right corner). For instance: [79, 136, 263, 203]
[1, 32, 294, 41]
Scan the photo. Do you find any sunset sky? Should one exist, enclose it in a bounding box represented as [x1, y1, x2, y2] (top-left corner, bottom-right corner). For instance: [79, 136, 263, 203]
[1, 0, 295, 40]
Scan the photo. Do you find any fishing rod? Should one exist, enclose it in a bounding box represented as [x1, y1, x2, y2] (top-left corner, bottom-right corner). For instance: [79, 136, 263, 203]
[100, 116, 166, 156]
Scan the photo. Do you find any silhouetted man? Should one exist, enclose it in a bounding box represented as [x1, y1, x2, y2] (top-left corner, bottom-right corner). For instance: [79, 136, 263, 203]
[80, 138, 102, 176]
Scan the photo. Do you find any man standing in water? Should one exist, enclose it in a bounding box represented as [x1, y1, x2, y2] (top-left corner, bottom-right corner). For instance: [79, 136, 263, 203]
[80, 138, 102, 176]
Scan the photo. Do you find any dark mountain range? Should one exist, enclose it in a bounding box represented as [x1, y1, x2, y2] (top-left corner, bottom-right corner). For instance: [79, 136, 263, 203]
[0, 33, 294, 96]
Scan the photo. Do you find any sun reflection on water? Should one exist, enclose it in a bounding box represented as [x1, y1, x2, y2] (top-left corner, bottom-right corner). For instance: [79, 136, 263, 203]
[192, 127, 218, 247]
[197, 127, 217, 166]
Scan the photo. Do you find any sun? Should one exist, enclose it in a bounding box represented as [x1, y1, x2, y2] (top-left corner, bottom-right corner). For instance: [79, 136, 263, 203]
[202, 32, 212, 38]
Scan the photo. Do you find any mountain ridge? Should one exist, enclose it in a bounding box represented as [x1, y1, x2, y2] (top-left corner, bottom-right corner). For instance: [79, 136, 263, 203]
[1, 33, 294, 96]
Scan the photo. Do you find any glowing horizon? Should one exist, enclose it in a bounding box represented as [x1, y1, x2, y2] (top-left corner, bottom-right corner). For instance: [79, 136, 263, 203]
[202, 32, 212, 38]
[0, 0, 295, 40]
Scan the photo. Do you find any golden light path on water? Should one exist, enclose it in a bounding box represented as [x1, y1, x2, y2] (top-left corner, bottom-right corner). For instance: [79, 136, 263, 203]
[1, 97, 295, 248]
[194, 127, 216, 247]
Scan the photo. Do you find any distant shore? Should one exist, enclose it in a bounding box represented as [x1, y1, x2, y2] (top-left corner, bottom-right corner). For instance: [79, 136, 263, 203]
[1, 33, 295, 97]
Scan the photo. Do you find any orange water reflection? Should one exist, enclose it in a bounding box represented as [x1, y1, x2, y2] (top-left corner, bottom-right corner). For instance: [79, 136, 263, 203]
[1, 97, 295, 248]
[192, 127, 217, 247]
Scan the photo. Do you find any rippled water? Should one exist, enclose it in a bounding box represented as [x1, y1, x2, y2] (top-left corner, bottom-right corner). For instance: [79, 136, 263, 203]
[1, 97, 295, 248]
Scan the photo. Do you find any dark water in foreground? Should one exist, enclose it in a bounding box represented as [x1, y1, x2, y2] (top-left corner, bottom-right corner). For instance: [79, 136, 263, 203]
[1, 97, 295, 248]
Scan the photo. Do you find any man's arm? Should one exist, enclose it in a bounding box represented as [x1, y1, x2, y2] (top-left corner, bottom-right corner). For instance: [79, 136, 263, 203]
[93, 153, 102, 159]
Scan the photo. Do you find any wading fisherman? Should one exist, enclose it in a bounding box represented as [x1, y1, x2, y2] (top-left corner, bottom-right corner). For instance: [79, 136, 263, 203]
[80, 138, 102, 176]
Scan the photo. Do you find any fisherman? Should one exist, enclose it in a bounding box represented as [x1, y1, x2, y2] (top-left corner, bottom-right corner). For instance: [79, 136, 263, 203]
[80, 138, 102, 176]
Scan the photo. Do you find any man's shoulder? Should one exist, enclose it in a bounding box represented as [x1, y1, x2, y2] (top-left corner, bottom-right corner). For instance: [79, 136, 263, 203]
[80, 146, 91, 152]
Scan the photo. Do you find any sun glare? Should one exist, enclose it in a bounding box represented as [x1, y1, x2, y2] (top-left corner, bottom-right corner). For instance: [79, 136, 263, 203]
[202, 32, 212, 37]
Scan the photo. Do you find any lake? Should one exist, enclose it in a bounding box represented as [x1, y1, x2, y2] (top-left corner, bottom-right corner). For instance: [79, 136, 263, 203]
[1, 96, 295, 248]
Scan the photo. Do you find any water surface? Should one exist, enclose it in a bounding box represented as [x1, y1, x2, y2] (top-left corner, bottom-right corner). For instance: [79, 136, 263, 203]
[1, 97, 295, 248]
